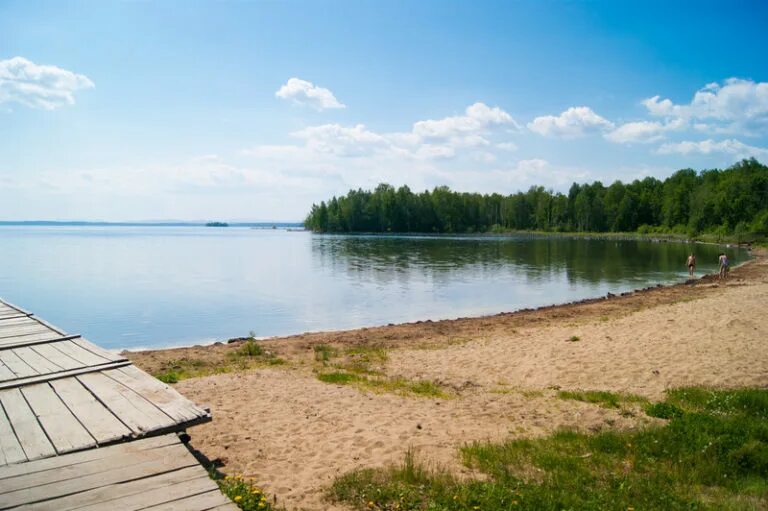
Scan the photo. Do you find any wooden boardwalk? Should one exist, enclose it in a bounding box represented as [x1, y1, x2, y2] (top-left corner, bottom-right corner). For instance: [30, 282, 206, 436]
[0, 299, 236, 510]
[0, 433, 235, 510]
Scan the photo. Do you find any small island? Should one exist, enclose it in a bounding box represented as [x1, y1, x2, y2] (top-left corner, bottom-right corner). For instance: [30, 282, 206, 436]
[205, 221, 229, 227]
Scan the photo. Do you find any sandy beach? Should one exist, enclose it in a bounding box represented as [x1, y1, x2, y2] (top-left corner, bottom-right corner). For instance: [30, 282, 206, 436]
[127, 250, 768, 510]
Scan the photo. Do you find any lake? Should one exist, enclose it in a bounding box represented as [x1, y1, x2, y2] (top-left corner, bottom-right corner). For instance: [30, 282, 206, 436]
[0, 226, 748, 350]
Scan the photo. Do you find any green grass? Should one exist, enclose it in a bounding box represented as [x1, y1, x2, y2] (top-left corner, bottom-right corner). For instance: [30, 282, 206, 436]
[330, 387, 768, 510]
[557, 389, 648, 409]
[314, 343, 338, 362]
[317, 370, 447, 398]
[151, 339, 286, 384]
[213, 472, 280, 510]
[566, 335, 581, 342]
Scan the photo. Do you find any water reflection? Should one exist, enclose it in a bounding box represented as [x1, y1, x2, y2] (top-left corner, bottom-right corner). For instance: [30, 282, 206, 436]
[311, 235, 744, 287]
[0, 227, 748, 349]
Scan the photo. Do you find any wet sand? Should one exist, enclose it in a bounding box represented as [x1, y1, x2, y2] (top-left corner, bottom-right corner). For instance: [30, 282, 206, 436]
[127, 250, 768, 510]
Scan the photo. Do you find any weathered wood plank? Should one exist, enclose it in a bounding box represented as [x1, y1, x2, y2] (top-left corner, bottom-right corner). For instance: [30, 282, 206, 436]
[0, 360, 131, 390]
[54, 340, 112, 366]
[0, 388, 55, 461]
[0, 316, 38, 328]
[0, 433, 179, 479]
[73, 337, 126, 362]
[0, 313, 29, 321]
[0, 360, 14, 381]
[1, 444, 197, 509]
[50, 377, 132, 444]
[63, 471, 216, 511]
[0, 325, 51, 339]
[106, 366, 207, 423]
[76, 372, 176, 434]
[0, 442, 186, 494]
[141, 488, 235, 511]
[29, 343, 82, 370]
[0, 300, 32, 316]
[0, 404, 27, 466]
[0, 333, 78, 350]
[0, 351, 38, 378]
[21, 383, 96, 454]
[13, 346, 63, 375]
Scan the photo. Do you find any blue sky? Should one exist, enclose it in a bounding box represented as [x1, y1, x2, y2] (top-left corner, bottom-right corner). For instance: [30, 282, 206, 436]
[1, 0, 767, 221]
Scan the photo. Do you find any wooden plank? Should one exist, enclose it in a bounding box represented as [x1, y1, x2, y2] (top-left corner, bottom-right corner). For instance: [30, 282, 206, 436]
[0, 360, 14, 381]
[0, 351, 38, 378]
[76, 372, 176, 434]
[54, 340, 112, 366]
[13, 346, 63, 375]
[30, 343, 82, 370]
[0, 299, 32, 316]
[0, 442, 186, 494]
[106, 366, 207, 423]
[141, 488, 235, 511]
[0, 404, 27, 466]
[0, 325, 50, 339]
[0, 433, 179, 479]
[0, 388, 55, 461]
[73, 337, 126, 362]
[0, 333, 79, 350]
[0, 317, 38, 328]
[21, 383, 96, 454]
[25, 315, 68, 336]
[65, 471, 216, 511]
[0, 313, 29, 321]
[0, 360, 131, 391]
[50, 377, 132, 444]
[1, 443, 197, 509]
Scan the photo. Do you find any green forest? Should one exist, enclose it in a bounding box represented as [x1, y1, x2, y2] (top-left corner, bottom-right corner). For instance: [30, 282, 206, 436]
[304, 159, 768, 240]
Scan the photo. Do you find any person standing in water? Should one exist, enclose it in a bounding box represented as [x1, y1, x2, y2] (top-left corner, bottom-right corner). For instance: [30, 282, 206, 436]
[686, 253, 696, 277]
[718, 253, 729, 279]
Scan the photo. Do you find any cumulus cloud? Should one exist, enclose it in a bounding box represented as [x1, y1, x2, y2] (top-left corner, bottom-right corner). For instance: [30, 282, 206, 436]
[291, 124, 391, 157]
[604, 118, 685, 144]
[275, 77, 345, 110]
[0, 56, 94, 110]
[643, 78, 768, 135]
[657, 139, 768, 159]
[271, 102, 519, 161]
[414, 102, 518, 140]
[527, 106, 614, 138]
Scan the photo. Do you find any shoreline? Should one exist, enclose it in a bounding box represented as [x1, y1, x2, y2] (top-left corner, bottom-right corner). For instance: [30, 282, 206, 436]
[126, 249, 768, 510]
[124, 251, 754, 355]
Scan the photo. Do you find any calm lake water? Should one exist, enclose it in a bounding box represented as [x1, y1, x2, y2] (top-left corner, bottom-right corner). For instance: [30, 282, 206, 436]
[0, 226, 749, 350]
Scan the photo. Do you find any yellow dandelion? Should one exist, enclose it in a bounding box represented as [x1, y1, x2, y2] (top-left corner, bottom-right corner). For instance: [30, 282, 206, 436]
[367, 501, 375, 508]
[234, 495, 242, 502]
[258, 503, 265, 509]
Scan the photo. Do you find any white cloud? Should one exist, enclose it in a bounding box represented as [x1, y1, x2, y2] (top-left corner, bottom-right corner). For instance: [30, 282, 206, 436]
[643, 78, 768, 135]
[269, 102, 519, 162]
[527, 106, 614, 138]
[657, 139, 768, 159]
[0, 56, 94, 110]
[412, 102, 519, 145]
[275, 77, 345, 111]
[604, 118, 685, 144]
[291, 124, 391, 157]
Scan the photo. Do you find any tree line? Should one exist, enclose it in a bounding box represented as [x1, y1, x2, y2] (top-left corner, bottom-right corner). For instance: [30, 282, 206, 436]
[304, 159, 768, 238]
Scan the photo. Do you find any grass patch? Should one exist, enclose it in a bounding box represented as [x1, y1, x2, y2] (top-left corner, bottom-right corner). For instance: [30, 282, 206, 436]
[214, 472, 279, 510]
[317, 370, 447, 398]
[557, 389, 648, 409]
[314, 343, 338, 362]
[566, 335, 581, 342]
[151, 338, 286, 383]
[330, 387, 768, 510]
